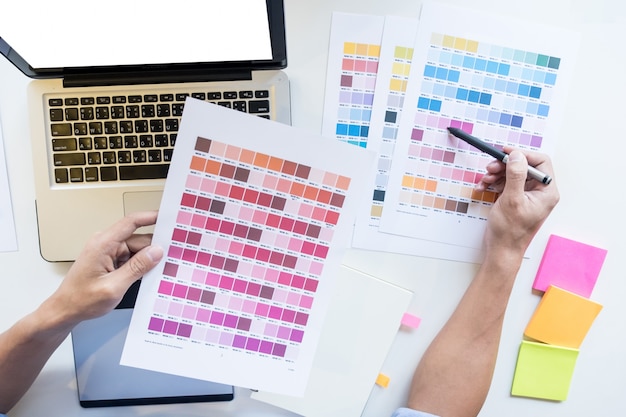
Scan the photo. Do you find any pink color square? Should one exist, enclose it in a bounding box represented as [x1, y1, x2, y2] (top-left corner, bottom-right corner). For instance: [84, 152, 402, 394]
[196, 308, 211, 323]
[252, 209, 267, 224]
[311, 206, 326, 222]
[277, 326, 291, 340]
[366, 60, 378, 74]
[309, 261, 324, 275]
[437, 117, 450, 129]
[319, 227, 334, 242]
[233, 279, 248, 294]
[238, 206, 254, 222]
[246, 282, 261, 296]
[200, 178, 217, 193]
[168, 302, 183, 317]
[278, 271, 292, 286]
[242, 299, 257, 315]
[167, 246, 183, 260]
[440, 166, 453, 180]
[229, 241, 245, 256]
[255, 303, 270, 317]
[268, 306, 283, 320]
[288, 237, 303, 252]
[186, 287, 202, 301]
[449, 119, 462, 129]
[182, 249, 197, 263]
[461, 122, 474, 134]
[172, 228, 187, 243]
[298, 202, 314, 218]
[205, 272, 220, 286]
[196, 251, 211, 266]
[301, 241, 315, 256]
[182, 305, 197, 320]
[172, 284, 188, 298]
[314, 244, 329, 259]
[295, 312, 309, 326]
[354, 59, 367, 72]
[204, 328, 220, 343]
[152, 299, 167, 315]
[176, 211, 192, 225]
[191, 214, 207, 228]
[265, 268, 279, 283]
[219, 275, 234, 290]
[281, 309, 296, 323]
[256, 248, 271, 262]
[304, 278, 319, 292]
[407, 144, 420, 157]
[452, 168, 464, 181]
[342, 58, 355, 71]
[205, 217, 220, 232]
[413, 112, 428, 125]
[532, 235, 607, 297]
[463, 171, 476, 184]
[158, 280, 174, 295]
[214, 181, 230, 198]
[291, 274, 306, 289]
[300, 295, 314, 309]
[286, 291, 300, 306]
[426, 115, 438, 128]
[290, 329, 304, 343]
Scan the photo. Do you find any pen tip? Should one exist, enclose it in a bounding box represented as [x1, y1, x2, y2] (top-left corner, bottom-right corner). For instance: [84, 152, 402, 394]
[446, 127, 454, 133]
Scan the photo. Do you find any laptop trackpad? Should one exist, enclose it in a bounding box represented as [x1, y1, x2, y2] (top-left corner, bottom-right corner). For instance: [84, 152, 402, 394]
[123, 191, 163, 233]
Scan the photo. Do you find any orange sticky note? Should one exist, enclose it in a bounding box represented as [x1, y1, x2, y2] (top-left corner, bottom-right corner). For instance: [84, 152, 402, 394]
[524, 285, 603, 348]
[375, 373, 390, 388]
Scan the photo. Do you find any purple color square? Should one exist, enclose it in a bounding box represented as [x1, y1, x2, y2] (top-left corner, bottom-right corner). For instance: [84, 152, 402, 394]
[269, 306, 283, 320]
[246, 337, 261, 352]
[283, 255, 298, 269]
[269, 251, 284, 266]
[210, 311, 225, 325]
[158, 280, 174, 295]
[197, 251, 211, 266]
[272, 343, 287, 358]
[163, 320, 178, 335]
[148, 317, 164, 332]
[339, 91, 351, 104]
[186, 287, 202, 301]
[173, 284, 188, 298]
[277, 326, 291, 340]
[237, 317, 252, 331]
[233, 279, 248, 294]
[224, 258, 239, 273]
[259, 341, 273, 354]
[187, 232, 202, 245]
[224, 314, 239, 328]
[255, 302, 270, 317]
[177, 323, 192, 338]
[232, 335, 247, 349]
[163, 262, 179, 277]
[295, 312, 309, 326]
[531, 135, 543, 148]
[290, 329, 304, 343]
[282, 309, 296, 323]
[340, 74, 353, 87]
[182, 249, 197, 262]
[167, 246, 183, 260]
[411, 129, 424, 141]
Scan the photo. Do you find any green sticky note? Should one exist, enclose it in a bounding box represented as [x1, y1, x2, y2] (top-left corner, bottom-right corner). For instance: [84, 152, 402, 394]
[511, 341, 579, 401]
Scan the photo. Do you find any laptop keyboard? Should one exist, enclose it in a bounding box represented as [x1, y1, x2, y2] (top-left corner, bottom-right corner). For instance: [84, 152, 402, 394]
[47, 90, 271, 184]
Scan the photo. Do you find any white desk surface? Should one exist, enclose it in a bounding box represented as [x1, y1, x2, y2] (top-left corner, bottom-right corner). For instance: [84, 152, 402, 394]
[1, 0, 625, 415]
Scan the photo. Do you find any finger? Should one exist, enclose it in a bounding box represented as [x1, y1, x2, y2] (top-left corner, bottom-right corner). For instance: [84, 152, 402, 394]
[110, 245, 164, 288]
[125, 233, 154, 254]
[98, 211, 159, 244]
[502, 150, 529, 195]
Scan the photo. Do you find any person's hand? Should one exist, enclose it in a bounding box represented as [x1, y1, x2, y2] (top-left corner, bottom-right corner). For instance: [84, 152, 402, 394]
[45, 211, 164, 328]
[479, 147, 560, 257]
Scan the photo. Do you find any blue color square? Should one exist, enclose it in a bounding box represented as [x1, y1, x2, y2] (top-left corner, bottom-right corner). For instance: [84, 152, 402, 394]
[373, 190, 386, 202]
[350, 108, 362, 121]
[526, 102, 539, 115]
[418, 97, 430, 110]
[529, 86, 542, 99]
[495, 79, 507, 92]
[423, 65, 436, 78]
[533, 70, 546, 83]
[502, 48, 515, 60]
[483, 76, 496, 90]
[467, 90, 480, 103]
[511, 115, 523, 128]
[548, 56, 561, 69]
[363, 109, 372, 121]
[358, 141, 368, 148]
[439, 51, 453, 64]
[451, 53, 464, 67]
[429, 99, 442, 112]
[360, 126, 370, 137]
[444, 85, 457, 99]
[432, 83, 446, 97]
[435, 67, 449, 81]
[545, 73, 557, 86]
[517, 83, 531, 96]
[447, 69, 460, 83]
[463, 56, 476, 69]
[486, 60, 499, 73]
[499, 113, 512, 125]
[479, 93, 492, 105]
[474, 58, 487, 71]
[385, 111, 397, 124]
[348, 124, 361, 136]
[476, 108, 489, 121]
[521, 68, 534, 81]
[506, 81, 519, 94]
[456, 88, 469, 101]
[488, 111, 501, 123]
[498, 63, 511, 76]
[538, 104, 550, 117]
[336, 124, 348, 135]
[382, 127, 397, 139]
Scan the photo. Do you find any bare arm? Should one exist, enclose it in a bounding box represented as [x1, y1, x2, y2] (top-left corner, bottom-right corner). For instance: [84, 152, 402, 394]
[406, 149, 560, 417]
[0, 211, 163, 413]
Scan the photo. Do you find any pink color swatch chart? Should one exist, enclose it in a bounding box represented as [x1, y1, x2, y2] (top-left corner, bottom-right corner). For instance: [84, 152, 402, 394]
[122, 99, 374, 396]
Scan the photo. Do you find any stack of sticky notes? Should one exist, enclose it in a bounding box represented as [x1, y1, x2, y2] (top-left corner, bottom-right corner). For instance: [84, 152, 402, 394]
[511, 235, 607, 401]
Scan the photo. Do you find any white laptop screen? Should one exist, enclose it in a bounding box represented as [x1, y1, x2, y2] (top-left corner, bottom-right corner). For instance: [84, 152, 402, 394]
[1, 0, 273, 69]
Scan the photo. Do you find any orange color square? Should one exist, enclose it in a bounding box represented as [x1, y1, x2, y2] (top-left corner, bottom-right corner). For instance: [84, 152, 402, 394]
[290, 182, 305, 197]
[336, 175, 351, 191]
[239, 148, 255, 164]
[204, 159, 221, 175]
[303, 185, 319, 201]
[190, 156, 206, 172]
[253, 152, 270, 168]
[268, 156, 284, 172]
[425, 180, 437, 193]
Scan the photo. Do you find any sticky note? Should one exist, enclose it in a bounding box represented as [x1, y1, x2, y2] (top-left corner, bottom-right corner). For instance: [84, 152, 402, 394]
[511, 341, 579, 401]
[532, 234, 607, 297]
[375, 373, 390, 388]
[524, 285, 602, 348]
[401, 313, 421, 329]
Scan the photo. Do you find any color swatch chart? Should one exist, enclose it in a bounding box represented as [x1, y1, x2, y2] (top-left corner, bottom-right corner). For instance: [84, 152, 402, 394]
[322, 13, 384, 149]
[381, 2, 577, 249]
[123, 99, 373, 396]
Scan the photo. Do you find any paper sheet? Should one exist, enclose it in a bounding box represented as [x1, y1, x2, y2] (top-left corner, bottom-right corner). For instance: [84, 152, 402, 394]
[0, 113, 18, 253]
[380, 2, 579, 250]
[121, 99, 375, 396]
[251, 265, 412, 417]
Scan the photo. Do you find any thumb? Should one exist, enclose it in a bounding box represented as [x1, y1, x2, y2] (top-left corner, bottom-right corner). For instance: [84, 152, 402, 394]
[503, 150, 528, 195]
[116, 245, 163, 283]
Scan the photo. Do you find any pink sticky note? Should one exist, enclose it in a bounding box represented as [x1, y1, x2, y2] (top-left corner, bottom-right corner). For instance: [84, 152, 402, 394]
[532, 235, 607, 298]
[401, 313, 421, 329]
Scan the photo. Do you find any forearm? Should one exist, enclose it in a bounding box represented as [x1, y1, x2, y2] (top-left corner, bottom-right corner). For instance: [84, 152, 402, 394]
[0, 299, 75, 413]
[407, 250, 524, 417]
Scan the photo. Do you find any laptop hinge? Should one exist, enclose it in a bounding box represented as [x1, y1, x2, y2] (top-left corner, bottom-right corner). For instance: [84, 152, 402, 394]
[62, 68, 253, 88]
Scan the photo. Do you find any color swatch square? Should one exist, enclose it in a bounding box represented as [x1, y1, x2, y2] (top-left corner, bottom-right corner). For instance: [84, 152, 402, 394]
[532, 235, 607, 297]
[511, 341, 579, 401]
[524, 285, 602, 348]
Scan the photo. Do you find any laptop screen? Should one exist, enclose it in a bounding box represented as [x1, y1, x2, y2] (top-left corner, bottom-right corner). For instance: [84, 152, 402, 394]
[0, 0, 286, 78]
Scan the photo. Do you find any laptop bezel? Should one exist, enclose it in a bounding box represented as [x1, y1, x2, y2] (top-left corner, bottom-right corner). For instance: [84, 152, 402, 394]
[0, 0, 287, 81]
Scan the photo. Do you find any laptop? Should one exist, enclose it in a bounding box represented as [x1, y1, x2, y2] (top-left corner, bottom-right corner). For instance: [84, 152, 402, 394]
[0, 0, 291, 261]
[71, 280, 235, 407]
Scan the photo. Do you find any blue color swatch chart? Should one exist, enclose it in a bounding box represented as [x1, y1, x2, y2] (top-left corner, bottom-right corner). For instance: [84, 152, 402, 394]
[381, 2, 579, 251]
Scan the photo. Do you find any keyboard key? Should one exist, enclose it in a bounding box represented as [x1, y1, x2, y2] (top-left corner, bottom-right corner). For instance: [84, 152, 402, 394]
[142, 104, 155, 118]
[87, 152, 101, 164]
[80, 107, 94, 120]
[73, 123, 88, 135]
[218, 101, 231, 108]
[126, 105, 140, 118]
[156, 104, 170, 117]
[65, 108, 79, 121]
[65, 98, 79, 105]
[124, 136, 138, 148]
[155, 134, 168, 147]
[81, 97, 95, 105]
[144, 94, 158, 102]
[172, 103, 184, 116]
[95, 107, 110, 119]
[54, 153, 86, 166]
[104, 121, 118, 134]
[160, 94, 174, 102]
[89, 122, 103, 135]
[165, 119, 178, 132]
[119, 164, 169, 180]
[133, 150, 147, 163]
[139, 135, 154, 147]
[249, 100, 270, 113]
[119, 121, 133, 133]
[111, 106, 124, 118]
[94, 137, 108, 149]
[49, 108, 64, 121]
[239, 91, 254, 99]
[175, 93, 189, 101]
[49, 98, 63, 107]
[233, 101, 247, 112]
[55, 168, 68, 183]
[208, 92, 222, 100]
[118, 151, 132, 164]
[79, 138, 93, 150]
[113, 96, 126, 104]
[51, 123, 72, 136]
[102, 152, 116, 164]
[85, 167, 99, 181]
[128, 95, 142, 103]
[52, 138, 77, 151]
[224, 91, 237, 99]
[109, 136, 123, 149]
[96, 96, 111, 104]
[148, 149, 162, 162]
[70, 167, 84, 182]
[255, 90, 269, 98]
[192, 92, 206, 100]
[100, 166, 117, 181]
[150, 119, 164, 132]
[135, 120, 149, 133]
[164, 149, 173, 161]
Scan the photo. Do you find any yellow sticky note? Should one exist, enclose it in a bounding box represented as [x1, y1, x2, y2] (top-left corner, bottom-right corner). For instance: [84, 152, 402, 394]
[524, 285, 603, 348]
[375, 373, 390, 388]
[511, 341, 579, 401]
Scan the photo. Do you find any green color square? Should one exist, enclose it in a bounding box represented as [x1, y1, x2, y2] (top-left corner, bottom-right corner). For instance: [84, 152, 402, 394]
[525, 52, 539, 65]
[548, 56, 561, 69]
[502, 47, 515, 60]
[513, 49, 526, 62]
[511, 341, 579, 401]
